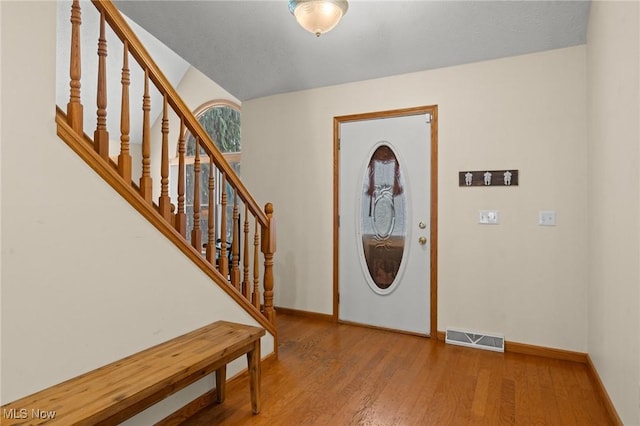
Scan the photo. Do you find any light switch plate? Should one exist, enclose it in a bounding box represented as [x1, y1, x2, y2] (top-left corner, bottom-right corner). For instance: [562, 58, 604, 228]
[479, 210, 499, 224]
[539, 210, 556, 226]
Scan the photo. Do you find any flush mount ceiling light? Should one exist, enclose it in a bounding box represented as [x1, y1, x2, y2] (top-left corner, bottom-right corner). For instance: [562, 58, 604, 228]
[288, 0, 349, 37]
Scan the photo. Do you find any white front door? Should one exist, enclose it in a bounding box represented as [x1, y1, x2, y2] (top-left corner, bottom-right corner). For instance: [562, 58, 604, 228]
[338, 112, 432, 335]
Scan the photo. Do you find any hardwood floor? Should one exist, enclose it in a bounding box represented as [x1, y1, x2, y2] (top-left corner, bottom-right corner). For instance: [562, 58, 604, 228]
[182, 314, 612, 425]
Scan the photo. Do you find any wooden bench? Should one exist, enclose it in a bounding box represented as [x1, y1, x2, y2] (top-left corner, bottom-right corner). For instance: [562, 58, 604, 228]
[0, 321, 265, 425]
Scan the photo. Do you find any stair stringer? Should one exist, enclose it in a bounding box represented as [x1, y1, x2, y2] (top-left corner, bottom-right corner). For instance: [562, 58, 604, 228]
[56, 107, 276, 338]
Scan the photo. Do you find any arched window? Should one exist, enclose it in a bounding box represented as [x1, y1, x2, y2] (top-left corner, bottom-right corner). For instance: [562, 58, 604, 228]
[183, 101, 241, 253]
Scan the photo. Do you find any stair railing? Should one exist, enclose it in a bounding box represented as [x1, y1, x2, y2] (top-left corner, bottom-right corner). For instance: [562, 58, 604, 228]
[59, 0, 276, 327]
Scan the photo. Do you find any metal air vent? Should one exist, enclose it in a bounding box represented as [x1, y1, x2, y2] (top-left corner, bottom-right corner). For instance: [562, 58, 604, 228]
[445, 328, 504, 352]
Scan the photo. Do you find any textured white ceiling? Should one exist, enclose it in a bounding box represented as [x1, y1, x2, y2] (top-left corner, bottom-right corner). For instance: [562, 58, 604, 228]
[114, 0, 591, 102]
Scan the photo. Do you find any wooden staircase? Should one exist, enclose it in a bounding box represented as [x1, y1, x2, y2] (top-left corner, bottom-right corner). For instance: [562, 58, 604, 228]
[57, 0, 276, 338]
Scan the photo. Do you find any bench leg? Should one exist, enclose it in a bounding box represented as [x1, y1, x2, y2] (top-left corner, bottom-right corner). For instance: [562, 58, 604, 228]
[247, 339, 261, 414]
[215, 365, 227, 403]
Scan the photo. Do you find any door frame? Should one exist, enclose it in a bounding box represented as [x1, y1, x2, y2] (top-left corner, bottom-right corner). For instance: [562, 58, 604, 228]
[333, 105, 438, 338]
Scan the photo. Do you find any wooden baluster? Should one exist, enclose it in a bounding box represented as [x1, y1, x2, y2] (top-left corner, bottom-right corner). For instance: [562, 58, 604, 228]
[253, 219, 261, 310]
[206, 159, 215, 265]
[175, 120, 186, 237]
[158, 95, 171, 221]
[94, 10, 109, 159]
[230, 192, 240, 290]
[191, 137, 202, 252]
[219, 174, 228, 278]
[67, 0, 83, 134]
[139, 70, 152, 203]
[261, 203, 276, 323]
[118, 40, 131, 183]
[242, 204, 250, 299]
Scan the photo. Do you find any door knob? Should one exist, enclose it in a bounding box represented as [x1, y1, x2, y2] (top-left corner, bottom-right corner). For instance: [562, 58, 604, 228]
[418, 236, 427, 245]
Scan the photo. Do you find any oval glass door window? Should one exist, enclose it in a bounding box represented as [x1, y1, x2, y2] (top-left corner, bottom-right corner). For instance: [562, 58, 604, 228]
[359, 143, 407, 293]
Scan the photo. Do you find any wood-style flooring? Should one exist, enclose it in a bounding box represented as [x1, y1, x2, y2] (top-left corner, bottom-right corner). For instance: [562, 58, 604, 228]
[182, 313, 612, 425]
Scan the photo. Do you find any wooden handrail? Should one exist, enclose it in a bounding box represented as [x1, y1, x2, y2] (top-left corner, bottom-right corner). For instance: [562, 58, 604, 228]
[91, 0, 267, 226]
[60, 0, 276, 330]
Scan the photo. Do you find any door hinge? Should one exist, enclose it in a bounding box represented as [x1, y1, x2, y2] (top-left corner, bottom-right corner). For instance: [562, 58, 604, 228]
[425, 113, 432, 124]
[338, 215, 340, 227]
[338, 139, 340, 150]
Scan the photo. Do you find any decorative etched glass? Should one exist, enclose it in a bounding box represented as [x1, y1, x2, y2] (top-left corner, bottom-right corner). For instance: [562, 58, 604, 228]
[359, 144, 406, 291]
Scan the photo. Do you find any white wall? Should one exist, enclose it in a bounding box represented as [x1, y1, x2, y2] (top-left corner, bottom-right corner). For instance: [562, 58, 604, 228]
[242, 46, 589, 352]
[153, 65, 241, 201]
[175, 66, 241, 115]
[1, 2, 273, 423]
[587, 1, 640, 424]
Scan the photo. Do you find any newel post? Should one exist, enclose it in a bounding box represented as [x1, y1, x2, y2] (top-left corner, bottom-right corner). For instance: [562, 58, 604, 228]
[261, 203, 276, 323]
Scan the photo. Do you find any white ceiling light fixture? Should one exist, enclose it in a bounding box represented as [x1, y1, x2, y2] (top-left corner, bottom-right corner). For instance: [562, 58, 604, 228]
[288, 0, 349, 37]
